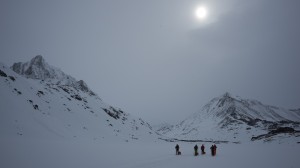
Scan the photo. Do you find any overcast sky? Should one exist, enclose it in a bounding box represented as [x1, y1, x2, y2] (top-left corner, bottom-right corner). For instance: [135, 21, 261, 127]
[1, 0, 300, 125]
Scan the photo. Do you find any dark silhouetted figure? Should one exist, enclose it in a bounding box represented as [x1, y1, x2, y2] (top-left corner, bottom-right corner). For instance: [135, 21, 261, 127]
[175, 144, 180, 155]
[210, 144, 217, 156]
[201, 144, 205, 154]
[194, 144, 198, 156]
[210, 145, 214, 156]
[213, 144, 217, 156]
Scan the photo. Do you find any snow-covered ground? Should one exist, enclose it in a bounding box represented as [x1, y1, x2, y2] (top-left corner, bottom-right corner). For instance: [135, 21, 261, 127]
[1, 137, 299, 168]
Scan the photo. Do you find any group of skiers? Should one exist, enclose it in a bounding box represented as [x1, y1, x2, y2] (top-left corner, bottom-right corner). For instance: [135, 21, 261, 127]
[175, 144, 217, 156]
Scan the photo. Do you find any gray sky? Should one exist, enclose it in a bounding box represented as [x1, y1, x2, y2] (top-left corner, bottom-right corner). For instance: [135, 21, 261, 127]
[1, 0, 300, 125]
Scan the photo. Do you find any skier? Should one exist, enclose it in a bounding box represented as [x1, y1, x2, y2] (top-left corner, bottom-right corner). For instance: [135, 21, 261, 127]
[213, 144, 217, 156]
[175, 144, 180, 155]
[210, 145, 214, 156]
[201, 144, 205, 154]
[194, 144, 198, 156]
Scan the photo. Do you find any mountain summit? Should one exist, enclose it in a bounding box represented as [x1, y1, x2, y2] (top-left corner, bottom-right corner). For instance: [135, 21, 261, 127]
[11, 55, 70, 81]
[202, 92, 300, 123]
[11, 55, 95, 95]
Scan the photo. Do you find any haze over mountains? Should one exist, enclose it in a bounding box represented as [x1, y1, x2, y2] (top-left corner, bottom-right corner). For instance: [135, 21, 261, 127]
[1, 55, 299, 143]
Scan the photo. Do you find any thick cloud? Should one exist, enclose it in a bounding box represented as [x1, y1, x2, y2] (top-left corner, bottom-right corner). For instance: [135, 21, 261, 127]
[1, 0, 299, 124]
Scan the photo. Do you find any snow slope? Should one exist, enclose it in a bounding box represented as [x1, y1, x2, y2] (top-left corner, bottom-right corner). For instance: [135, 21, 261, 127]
[158, 93, 300, 143]
[0, 56, 158, 142]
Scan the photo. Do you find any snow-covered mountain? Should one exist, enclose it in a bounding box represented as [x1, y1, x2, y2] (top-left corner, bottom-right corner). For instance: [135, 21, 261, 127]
[157, 92, 300, 143]
[0, 56, 157, 142]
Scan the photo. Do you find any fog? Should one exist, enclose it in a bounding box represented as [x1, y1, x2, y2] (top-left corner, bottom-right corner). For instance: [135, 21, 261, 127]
[1, 0, 300, 125]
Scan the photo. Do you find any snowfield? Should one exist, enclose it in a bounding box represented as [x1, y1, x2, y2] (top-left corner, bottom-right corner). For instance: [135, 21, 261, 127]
[1, 138, 299, 168]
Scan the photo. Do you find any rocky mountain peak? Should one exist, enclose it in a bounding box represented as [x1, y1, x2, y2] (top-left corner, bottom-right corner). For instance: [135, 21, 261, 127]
[77, 80, 88, 91]
[10, 55, 96, 96]
[216, 92, 235, 107]
[11, 55, 54, 80]
[30, 55, 45, 67]
[222, 92, 231, 98]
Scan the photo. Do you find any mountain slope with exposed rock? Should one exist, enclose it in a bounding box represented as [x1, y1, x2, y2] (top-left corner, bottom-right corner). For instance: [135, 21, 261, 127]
[0, 56, 157, 142]
[157, 93, 300, 143]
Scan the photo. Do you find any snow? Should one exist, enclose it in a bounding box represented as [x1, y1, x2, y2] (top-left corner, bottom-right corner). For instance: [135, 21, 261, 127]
[1, 138, 299, 168]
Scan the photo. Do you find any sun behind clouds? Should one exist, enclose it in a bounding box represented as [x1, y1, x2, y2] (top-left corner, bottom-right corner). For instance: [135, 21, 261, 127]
[195, 6, 208, 20]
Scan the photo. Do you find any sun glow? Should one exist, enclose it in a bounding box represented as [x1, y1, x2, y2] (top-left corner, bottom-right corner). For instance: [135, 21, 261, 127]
[195, 6, 208, 20]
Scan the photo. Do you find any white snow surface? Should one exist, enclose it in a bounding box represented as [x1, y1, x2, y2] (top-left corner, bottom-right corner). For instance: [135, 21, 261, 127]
[1, 138, 299, 168]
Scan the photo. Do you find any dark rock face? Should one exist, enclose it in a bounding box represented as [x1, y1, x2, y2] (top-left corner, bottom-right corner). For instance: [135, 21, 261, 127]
[251, 127, 299, 141]
[8, 76, 15, 81]
[76, 80, 95, 96]
[102, 107, 124, 120]
[77, 80, 89, 93]
[0, 69, 7, 77]
[270, 127, 295, 134]
[71, 94, 82, 101]
[10, 62, 22, 74]
[37, 90, 44, 97]
[33, 104, 39, 110]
